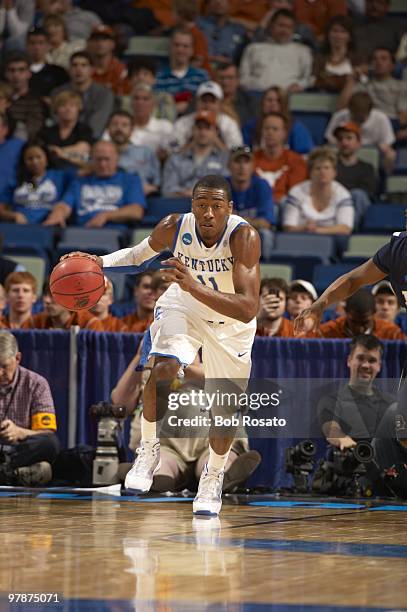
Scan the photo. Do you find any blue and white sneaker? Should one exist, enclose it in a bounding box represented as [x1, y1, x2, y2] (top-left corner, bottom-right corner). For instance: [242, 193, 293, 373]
[193, 464, 224, 516]
[124, 440, 161, 493]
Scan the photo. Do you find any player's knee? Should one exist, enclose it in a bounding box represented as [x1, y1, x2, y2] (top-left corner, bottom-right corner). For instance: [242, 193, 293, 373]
[151, 359, 180, 383]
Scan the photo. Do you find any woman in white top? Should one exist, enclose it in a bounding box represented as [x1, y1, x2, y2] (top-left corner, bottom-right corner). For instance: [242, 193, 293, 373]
[282, 147, 354, 235]
[313, 16, 355, 93]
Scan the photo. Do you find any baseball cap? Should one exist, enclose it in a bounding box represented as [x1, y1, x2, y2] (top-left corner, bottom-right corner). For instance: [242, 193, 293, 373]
[289, 279, 318, 301]
[196, 81, 223, 100]
[229, 146, 253, 161]
[89, 25, 115, 39]
[194, 110, 217, 126]
[371, 280, 395, 296]
[333, 121, 361, 140]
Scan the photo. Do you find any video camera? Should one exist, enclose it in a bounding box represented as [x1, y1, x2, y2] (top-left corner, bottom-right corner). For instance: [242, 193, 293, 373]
[90, 402, 127, 486]
[285, 440, 317, 493]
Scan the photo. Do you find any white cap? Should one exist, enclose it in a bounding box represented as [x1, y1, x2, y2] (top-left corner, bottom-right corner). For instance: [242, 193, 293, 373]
[196, 81, 223, 100]
[371, 280, 395, 296]
[289, 279, 318, 301]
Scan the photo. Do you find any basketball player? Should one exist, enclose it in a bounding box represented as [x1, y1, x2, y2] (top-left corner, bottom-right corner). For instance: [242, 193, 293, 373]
[62, 175, 260, 515]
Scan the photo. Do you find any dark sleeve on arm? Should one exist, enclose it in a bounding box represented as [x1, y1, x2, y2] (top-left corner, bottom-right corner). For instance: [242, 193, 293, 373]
[317, 393, 349, 433]
[372, 240, 392, 274]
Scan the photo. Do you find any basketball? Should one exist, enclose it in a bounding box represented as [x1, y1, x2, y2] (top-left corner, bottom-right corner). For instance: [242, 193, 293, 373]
[50, 256, 105, 311]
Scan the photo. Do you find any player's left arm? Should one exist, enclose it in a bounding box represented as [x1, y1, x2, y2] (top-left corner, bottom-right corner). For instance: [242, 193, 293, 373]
[163, 225, 260, 323]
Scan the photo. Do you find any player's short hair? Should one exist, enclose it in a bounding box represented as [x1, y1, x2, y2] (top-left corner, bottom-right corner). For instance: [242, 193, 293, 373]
[27, 27, 48, 41]
[192, 175, 232, 201]
[171, 27, 194, 43]
[261, 111, 289, 130]
[345, 289, 375, 314]
[349, 334, 384, 357]
[0, 330, 19, 360]
[4, 271, 37, 294]
[260, 277, 288, 296]
[371, 46, 395, 64]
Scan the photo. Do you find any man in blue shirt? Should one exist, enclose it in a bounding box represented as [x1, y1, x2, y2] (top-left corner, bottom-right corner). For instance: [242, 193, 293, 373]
[44, 141, 146, 227]
[155, 28, 209, 115]
[197, 0, 247, 64]
[0, 113, 24, 195]
[107, 110, 160, 196]
[227, 145, 275, 258]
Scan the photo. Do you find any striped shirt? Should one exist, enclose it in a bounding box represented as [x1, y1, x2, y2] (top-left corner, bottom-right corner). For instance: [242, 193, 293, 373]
[282, 180, 354, 230]
[155, 65, 209, 96]
[0, 366, 56, 431]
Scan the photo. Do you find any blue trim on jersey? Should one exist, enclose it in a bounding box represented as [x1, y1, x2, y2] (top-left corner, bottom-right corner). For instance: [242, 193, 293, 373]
[135, 330, 152, 371]
[171, 214, 184, 254]
[229, 220, 248, 239]
[103, 253, 161, 274]
[215, 218, 231, 248]
[194, 217, 204, 247]
[149, 352, 188, 367]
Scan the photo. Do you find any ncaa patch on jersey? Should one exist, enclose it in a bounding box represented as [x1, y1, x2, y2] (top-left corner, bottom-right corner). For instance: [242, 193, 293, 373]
[182, 233, 192, 245]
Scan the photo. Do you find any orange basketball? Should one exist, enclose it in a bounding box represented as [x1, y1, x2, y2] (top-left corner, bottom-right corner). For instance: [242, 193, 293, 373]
[50, 256, 105, 311]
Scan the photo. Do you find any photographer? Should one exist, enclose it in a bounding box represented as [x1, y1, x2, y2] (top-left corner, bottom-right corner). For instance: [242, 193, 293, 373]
[318, 335, 395, 450]
[256, 278, 295, 337]
[0, 330, 60, 486]
[372, 403, 407, 499]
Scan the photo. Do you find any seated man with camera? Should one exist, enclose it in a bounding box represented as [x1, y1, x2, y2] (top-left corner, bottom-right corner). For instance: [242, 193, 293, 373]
[0, 331, 60, 486]
[318, 335, 394, 450]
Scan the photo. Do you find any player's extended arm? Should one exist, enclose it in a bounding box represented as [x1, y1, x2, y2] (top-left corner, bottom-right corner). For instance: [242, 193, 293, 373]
[60, 214, 179, 267]
[294, 258, 387, 334]
[163, 225, 260, 323]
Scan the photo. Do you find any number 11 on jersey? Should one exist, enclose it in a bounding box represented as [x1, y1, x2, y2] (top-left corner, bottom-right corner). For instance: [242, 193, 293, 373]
[197, 275, 219, 291]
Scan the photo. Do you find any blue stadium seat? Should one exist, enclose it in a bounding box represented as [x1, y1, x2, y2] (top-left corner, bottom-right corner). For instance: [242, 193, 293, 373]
[56, 227, 123, 258]
[274, 233, 335, 263]
[141, 197, 191, 225]
[362, 205, 405, 233]
[268, 254, 324, 280]
[289, 93, 338, 145]
[0, 223, 54, 260]
[312, 263, 358, 293]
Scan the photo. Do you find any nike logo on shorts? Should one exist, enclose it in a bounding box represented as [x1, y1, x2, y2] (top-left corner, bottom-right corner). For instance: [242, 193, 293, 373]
[238, 352, 248, 357]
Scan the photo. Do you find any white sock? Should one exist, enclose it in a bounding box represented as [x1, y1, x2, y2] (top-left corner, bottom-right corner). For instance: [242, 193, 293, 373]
[207, 445, 230, 473]
[141, 415, 158, 443]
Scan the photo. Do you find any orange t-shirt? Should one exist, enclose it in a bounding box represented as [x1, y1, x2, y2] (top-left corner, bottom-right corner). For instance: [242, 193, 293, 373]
[135, 0, 174, 27]
[253, 149, 308, 203]
[227, 0, 269, 26]
[99, 314, 129, 333]
[122, 313, 152, 333]
[319, 316, 405, 340]
[92, 56, 130, 96]
[256, 317, 295, 338]
[0, 315, 35, 329]
[293, 0, 348, 39]
[190, 24, 212, 75]
[25, 311, 104, 331]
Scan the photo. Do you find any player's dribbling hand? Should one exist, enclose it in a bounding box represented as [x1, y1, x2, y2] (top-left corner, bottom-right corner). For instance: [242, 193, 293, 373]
[161, 257, 195, 292]
[294, 301, 324, 335]
[60, 251, 103, 267]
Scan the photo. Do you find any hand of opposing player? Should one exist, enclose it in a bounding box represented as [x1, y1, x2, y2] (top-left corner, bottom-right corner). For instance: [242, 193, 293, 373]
[161, 257, 196, 293]
[60, 251, 103, 267]
[294, 301, 324, 335]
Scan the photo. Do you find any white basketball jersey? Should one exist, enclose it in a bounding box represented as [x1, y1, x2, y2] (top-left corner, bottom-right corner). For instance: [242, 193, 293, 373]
[156, 212, 249, 323]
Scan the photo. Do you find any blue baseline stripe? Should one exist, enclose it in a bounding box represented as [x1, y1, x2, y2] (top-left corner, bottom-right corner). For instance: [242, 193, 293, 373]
[0, 599, 400, 612]
[249, 501, 366, 509]
[168, 535, 407, 559]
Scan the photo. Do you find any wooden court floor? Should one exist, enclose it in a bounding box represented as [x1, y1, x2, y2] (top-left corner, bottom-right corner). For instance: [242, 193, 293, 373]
[0, 488, 407, 612]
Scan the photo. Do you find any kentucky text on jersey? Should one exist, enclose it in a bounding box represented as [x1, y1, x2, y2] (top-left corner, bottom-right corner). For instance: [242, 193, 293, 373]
[176, 251, 234, 273]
